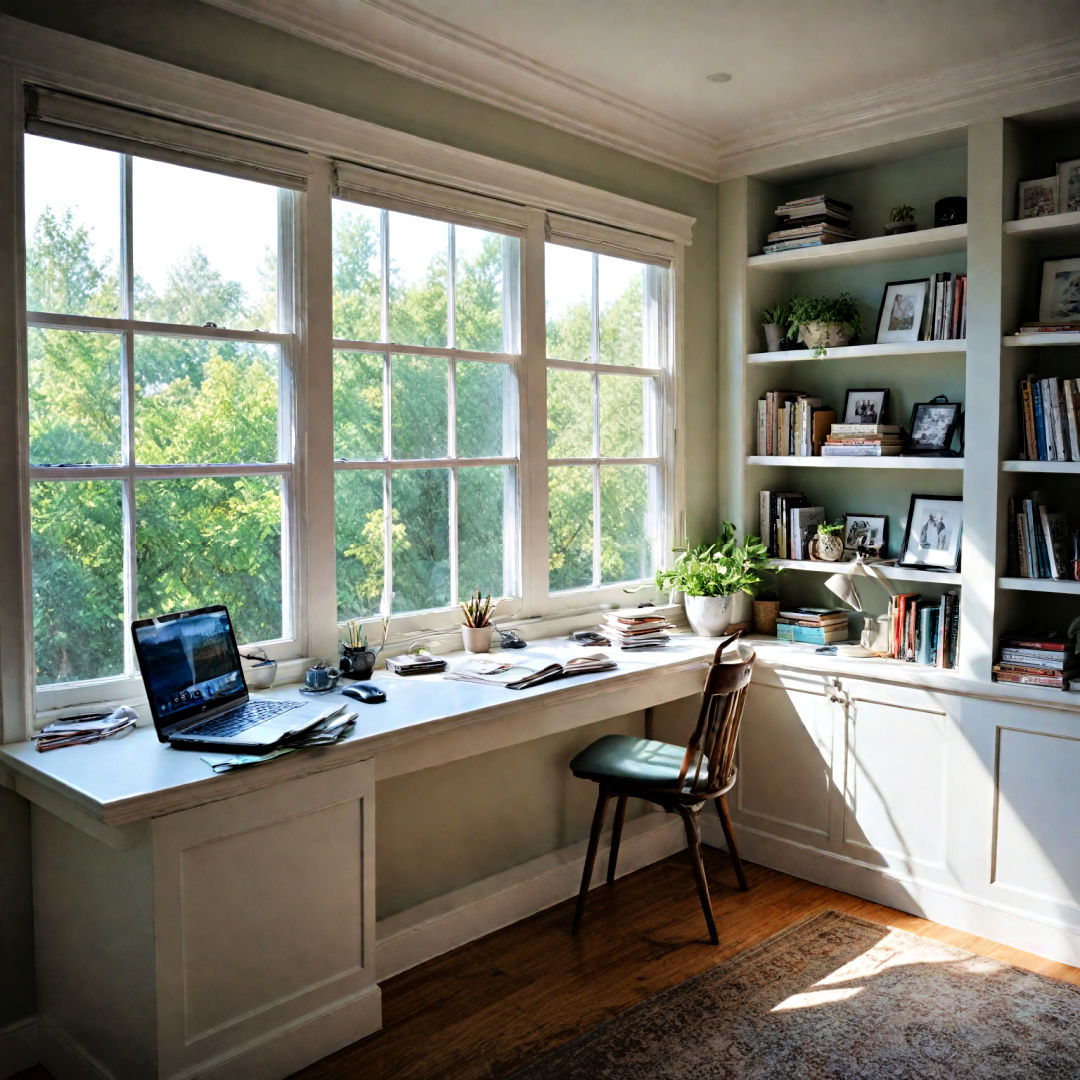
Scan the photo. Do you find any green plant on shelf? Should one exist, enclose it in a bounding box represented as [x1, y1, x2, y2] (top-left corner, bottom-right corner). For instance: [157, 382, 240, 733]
[759, 302, 787, 325]
[889, 204, 916, 224]
[785, 292, 863, 358]
[655, 522, 771, 598]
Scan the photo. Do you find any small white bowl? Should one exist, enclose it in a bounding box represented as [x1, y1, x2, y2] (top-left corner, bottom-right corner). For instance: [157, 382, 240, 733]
[247, 661, 278, 690]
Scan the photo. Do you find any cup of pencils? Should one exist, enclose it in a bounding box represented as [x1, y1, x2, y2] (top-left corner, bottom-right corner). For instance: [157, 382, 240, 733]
[340, 620, 376, 680]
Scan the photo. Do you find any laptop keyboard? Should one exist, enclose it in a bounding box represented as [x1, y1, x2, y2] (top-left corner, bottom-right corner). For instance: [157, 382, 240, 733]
[183, 699, 302, 738]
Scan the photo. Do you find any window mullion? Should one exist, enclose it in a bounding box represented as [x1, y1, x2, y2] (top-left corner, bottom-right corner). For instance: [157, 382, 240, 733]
[120, 149, 136, 673]
[592, 463, 601, 589]
[121, 154, 133, 319]
[449, 465, 459, 606]
[380, 209, 390, 342]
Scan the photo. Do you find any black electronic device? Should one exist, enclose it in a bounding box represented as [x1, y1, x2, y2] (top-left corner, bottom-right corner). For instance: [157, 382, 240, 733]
[495, 626, 527, 649]
[571, 630, 611, 646]
[342, 682, 387, 704]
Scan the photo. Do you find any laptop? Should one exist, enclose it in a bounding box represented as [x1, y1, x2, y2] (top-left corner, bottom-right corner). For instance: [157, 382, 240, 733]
[132, 605, 337, 753]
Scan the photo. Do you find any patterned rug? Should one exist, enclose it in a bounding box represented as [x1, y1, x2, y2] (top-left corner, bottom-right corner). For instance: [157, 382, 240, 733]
[508, 910, 1080, 1079]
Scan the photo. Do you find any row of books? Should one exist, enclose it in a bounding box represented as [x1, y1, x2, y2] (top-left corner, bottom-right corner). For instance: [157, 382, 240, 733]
[1015, 321, 1080, 336]
[924, 272, 967, 341]
[755, 390, 835, 456]
[598, 609, 672, 648]
[758, 490, 823, 559]
[821, 423, 903, 457]
[888, 591, 960, 668]
[763, 195, 854, 254]
[1005, 494, 1079, 580]
[993, 631, 1077, 690]
[775, 608, 848, 645]
[1016, 376, 1080, 461]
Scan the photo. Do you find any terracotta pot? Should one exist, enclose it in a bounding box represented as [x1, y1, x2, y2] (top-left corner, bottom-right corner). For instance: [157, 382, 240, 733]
[684, 594, 733, 637]
[753, 600, 780, 635]
[809, 532, 845, 562]
[798, 321, 852, 351]
[462, 625, 493, 653]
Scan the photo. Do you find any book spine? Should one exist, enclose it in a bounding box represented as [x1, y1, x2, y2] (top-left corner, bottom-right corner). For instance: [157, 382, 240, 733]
[1006, 496, 1018, 576]
[1067, 379, 1080, 462]
[1016, 512, 1029, 578]
[1032, 381, 1047, 459]
[1020, 378, 1036, 460]
[993, 672, 1070, 688]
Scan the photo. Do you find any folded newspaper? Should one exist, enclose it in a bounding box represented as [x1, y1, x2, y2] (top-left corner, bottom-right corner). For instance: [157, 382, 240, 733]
[445, 651, 615, 689]
[202, 710, 357, 772]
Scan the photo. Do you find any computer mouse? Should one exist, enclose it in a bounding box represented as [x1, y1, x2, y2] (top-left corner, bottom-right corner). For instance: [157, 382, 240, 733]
[342, 682, 386, 704]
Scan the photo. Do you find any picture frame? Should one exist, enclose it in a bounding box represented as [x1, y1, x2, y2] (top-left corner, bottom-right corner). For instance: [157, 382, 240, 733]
[875, 279, 929, 343]
[842, 514, 888, 560]
[1057, 157, 1080, 214]
[907, 400, 961, 454]
[1018, 177, 1058, 219]
[842, 388, 890, 425]
[1037, 255, 1080, 324]
[898, 494, 963, 571]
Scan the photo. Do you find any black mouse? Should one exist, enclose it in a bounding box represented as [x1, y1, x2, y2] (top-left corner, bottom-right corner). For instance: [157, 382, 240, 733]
[342, 682, 386, 704]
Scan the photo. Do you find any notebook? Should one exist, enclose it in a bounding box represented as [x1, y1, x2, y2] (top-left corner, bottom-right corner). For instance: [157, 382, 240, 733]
[131, 605, 337, 753]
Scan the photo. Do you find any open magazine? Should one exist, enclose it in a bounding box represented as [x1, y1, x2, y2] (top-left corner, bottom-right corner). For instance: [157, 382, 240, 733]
[445, 651, 615, 690]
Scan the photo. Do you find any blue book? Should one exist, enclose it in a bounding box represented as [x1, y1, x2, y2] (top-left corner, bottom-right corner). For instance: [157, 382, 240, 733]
[917, 606, 939, 666]
[1032, 381, 1048, 460]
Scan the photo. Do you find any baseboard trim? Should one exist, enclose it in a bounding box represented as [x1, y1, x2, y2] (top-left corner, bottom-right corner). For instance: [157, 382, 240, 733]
[376, 811, 684, 980]
[702, 817, 1080, 968]
[37, 1017, 114, 1080]
[0, 1016, 38, 1080]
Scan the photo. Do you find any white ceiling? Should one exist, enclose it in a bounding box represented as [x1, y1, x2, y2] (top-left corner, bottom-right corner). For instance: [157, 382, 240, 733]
[203, 0, 1080, 180]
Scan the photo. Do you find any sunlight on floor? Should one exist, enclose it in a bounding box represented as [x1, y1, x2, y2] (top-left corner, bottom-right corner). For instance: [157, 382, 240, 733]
[771, 985, 863, 1011]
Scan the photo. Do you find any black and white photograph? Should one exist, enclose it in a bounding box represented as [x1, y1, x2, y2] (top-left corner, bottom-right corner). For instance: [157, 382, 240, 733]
[907, 400, 961, 453]
[1058, 157, 1080, 214]
[842, 388, 890, 425]
[875, 279, 929, 343]
[899, 494, 963, 570]
[842, 514, 888, 559]
[1038, 256, 1080, 323]
[1018, 176, 1058, 218]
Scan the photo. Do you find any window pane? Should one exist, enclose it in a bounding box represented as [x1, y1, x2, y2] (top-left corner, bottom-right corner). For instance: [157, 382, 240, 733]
[392, 355, 448, 459]
[336, 470, 387, 620]
[388, 212, 448, 347]
[455, 225, 516, 353]
[391, 468, 450, 612]
[31, 480, 124, 685]
[24, 135, 121, 318]
[134, 337, 279, 464]
[136, 476, 283, 643]
[549, 465, 593, 591]
[28, 328, 121, 465]
[133, 158, 279, 330]
[545, 244, 592, 362]
[333, 200, 383, 342]
[547, 369, 593, 457]
[334, 350, 384, 460]
[458, 466, 512, 600]
[457, 361, 512, 458]
[598, 254, 644, 367]
[600, 465, 651, 584]
[599, 374, 647, 458]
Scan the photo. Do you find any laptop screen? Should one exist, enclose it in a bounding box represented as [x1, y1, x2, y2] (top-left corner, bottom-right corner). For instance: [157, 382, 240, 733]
[131, 606, 248, 739]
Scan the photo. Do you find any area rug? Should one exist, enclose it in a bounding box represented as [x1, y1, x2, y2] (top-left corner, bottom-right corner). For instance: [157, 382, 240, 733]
[508, 910, 1080, 1079]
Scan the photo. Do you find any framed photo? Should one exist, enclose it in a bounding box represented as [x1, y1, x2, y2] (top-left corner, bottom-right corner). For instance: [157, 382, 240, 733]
[907, 400, 961, 453]
[898, 494, 963, 571]
[875, 279, 928, 343]
[842, 388, 890, 425]
[1038, 256, 1080, 323]
[842, 514, 888, 560]
[1018, 177, 1058, 219]
[1057, 157, 1080, 214]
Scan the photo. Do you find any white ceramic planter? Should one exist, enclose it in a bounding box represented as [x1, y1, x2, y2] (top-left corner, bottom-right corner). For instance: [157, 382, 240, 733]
[462, 625, 494, 653]
[684, 594, 733, 638]
[798, 321, 852, 351]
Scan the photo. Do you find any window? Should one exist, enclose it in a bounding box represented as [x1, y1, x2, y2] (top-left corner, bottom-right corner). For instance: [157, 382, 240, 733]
[24, 132, 297, 689]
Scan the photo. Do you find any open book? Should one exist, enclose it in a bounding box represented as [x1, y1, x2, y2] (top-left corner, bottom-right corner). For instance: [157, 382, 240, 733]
[445, 651, 615, 689]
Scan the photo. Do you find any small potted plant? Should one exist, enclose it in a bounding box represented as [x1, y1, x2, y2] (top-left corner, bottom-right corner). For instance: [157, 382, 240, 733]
[460, 590, 495, 653]
[339, 619, 378, 680]
[656, 522, 770, 637]
[808, 519, 846, 562]
[885, 204, 917, 235]
[760, 302, 787, 353]
[751, 566, 785, 634]
[786, 293, 862, 357]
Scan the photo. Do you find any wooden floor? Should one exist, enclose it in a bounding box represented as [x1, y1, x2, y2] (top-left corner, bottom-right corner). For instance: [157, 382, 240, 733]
[287, 850, 1080, 1080]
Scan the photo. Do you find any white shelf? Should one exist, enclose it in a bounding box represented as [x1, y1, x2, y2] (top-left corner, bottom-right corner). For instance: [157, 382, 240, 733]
[747, 455, 963, 470]
[999, 577, 1080, 594]
[1001, 459, 1080, 474]
[772, 558, 961, 585]
[748, 340, 965, 364]
[1003, 210, 1080, 240]
[747, 224, 967, 272]
[1003, 333, 1080, 347]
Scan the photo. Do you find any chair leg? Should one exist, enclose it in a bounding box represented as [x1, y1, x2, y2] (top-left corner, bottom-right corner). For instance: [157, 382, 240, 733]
[607, 795, 627, 884]
[572, 785, 610, 935]
[677, 805, 719, 945]
[715, 794, 748, 892]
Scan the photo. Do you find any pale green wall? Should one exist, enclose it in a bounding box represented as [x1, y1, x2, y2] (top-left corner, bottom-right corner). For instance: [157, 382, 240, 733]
[0, 0, 720, 1022]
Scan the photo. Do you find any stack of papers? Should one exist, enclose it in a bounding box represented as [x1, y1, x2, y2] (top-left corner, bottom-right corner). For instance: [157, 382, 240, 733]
[445, 652, 615, 689]
[600, 609, 672, 648]
[33, 708, 137, 751]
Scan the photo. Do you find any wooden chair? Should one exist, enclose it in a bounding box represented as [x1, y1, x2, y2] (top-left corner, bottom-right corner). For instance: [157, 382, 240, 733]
[569, 632, 755, 944]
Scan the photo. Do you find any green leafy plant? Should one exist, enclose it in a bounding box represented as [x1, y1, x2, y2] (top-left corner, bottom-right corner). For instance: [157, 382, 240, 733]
[655, 522, 771, 598]
[759, 302, 787, 325]
[889, 204, 916, 223]
[460, 590, 494, 627]
[817, 519, 845, 536]
[785, 292, 863, 356]
[751, 565, 785, 601]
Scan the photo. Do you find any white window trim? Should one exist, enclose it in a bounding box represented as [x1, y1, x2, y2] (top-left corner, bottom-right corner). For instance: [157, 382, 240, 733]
[0, 21, 694, 738]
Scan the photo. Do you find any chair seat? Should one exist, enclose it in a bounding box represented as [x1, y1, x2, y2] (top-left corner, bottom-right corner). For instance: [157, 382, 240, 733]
[570, 733, 706, 789]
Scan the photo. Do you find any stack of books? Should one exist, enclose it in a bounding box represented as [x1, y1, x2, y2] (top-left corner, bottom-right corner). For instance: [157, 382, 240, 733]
[924, 272, 967, 340]
[993, 632, 1077, 690]
[1015, 321, 1080, 337]
[1006, 494, 1077, 580]
[756, 390, 836, 455]
[599, 609, 672, 648]
[822, 423, 903, 457]
[1016, 375, 1080, 461]
[775, 608, 849, 644]
[888, 591, 960, 668]
[763, 196, 854, 254]
[758, 489, 819, 558]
